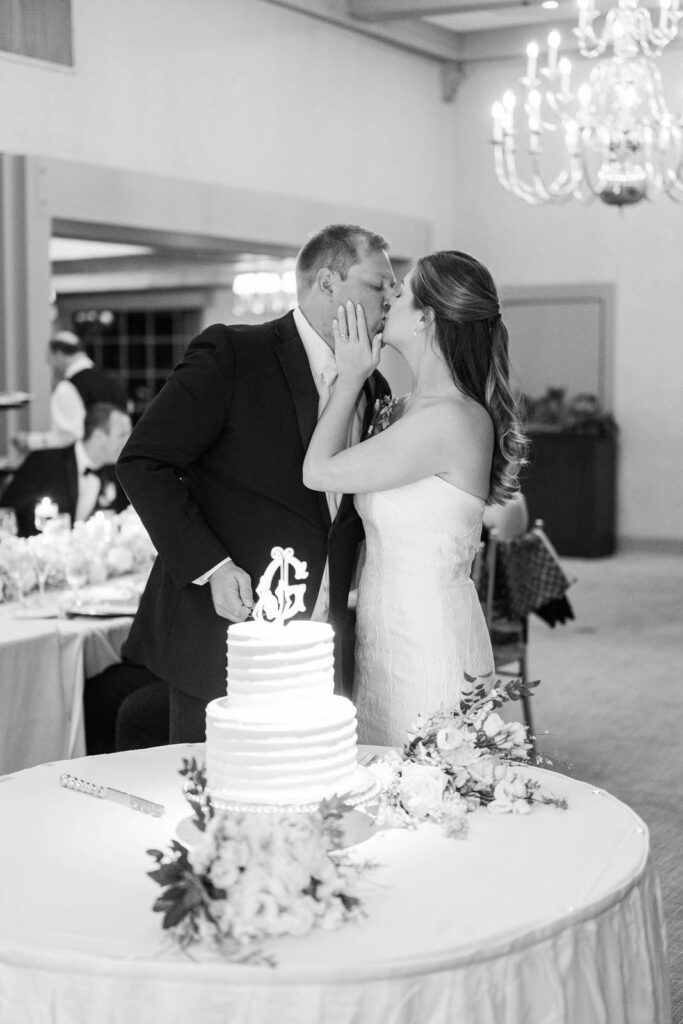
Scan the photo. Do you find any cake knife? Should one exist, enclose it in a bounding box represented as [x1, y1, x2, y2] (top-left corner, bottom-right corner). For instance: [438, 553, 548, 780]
[59, 772, 165, 817]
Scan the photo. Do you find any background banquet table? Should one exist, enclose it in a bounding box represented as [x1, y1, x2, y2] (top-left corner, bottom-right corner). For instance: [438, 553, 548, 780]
[0, 587, 135, 774]
[0, 744, 671, 1024]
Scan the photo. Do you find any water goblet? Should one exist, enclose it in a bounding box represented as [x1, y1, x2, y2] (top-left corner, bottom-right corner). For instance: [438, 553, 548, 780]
[26, 535, 56, 607]
[0, 507, 18, 539]
[63, 551, 89, 608]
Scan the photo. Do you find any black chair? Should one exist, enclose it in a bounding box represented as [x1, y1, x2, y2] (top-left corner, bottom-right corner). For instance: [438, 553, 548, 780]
[473, 519, 575, 756]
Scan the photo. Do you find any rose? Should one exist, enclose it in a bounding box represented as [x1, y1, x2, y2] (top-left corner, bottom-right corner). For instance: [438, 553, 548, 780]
[495, 721, 529, 753]
[398, 762, 447, 819]
[466, 752, 498, 788]
[86, 559, 108, 585]
[489, 773, 532, 815]
[106, 544, 134, 575]
[436, 724, 470, 750]
[368, 757, 401, 790]
[482, 712, 506, 738]
[277, 896, 318, 937]
[439, 799, 469, 838]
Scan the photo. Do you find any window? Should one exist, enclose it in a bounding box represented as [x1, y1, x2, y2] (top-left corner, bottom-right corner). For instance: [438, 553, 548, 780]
[70, 306, 201, 420]
[0, 0, 72, 67]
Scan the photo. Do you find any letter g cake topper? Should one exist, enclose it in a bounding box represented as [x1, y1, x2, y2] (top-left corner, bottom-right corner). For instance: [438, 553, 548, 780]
[252, 546, 308, 626]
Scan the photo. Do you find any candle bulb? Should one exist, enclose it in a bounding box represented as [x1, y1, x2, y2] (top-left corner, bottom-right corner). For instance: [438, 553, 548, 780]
[34, 497, 58, 533]
[559, 57, 572, 96]
[491, 102, 504, 142]
[660, 0, 670, 30]
[547, 31, 561, 75]
[578, 83, 592, 110]
[526, 41, 539, 81]
[502, 90, 516, 128]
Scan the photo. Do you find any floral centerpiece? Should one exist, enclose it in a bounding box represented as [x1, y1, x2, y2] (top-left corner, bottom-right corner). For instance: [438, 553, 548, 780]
[147, 762, 373, 964]
[147, 677, 566, 962]
[367, 675, 567, 838]
[0, 507, 155, 603]
[522, 388, 618, 438]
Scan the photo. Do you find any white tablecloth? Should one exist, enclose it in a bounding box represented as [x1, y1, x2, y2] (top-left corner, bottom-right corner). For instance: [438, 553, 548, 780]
[0, 596, 133, 774]
[0, 745, 671, 1024]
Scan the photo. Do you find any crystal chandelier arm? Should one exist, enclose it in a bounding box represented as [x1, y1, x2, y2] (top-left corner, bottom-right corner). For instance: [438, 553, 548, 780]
[492, 138, 545, 204]
[528, 154, 582, 202]
[573, 25, 608, 60]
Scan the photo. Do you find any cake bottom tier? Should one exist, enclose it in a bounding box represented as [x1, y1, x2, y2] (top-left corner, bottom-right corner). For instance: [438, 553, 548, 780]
[205, 695, 359, 807]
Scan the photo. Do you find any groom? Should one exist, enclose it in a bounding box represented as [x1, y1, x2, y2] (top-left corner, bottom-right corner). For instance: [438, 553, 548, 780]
[116, 224, 396, 742]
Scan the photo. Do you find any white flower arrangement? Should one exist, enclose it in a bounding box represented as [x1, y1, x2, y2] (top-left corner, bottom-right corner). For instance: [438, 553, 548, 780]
[367, 675, 567, 837]
[365, 395, 399, 437]
[147, 761, 373, 963]
[0, 508, 155, 601]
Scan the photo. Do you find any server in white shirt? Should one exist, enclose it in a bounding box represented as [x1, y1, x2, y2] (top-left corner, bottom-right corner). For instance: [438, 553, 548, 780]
[14, 331, 128, 453]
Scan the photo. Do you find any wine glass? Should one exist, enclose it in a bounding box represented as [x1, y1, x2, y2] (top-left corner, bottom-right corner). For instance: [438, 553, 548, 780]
[1, 536, 32, 607]
[63, 551, 89, 607]
[26, 535, 53, 605]
[0, 508, 18, 538]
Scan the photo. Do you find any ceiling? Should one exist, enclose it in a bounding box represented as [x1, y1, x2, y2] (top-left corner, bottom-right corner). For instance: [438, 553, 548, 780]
[261, 0, 597, 63]
[52, 1, 672, 296]
[426, 1, 578, 34]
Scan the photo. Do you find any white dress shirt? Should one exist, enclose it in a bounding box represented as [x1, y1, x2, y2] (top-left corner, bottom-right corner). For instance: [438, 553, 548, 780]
[74, 441, 101, 523]
[21, 353, 95, 451]
[196, 309, 365, 624]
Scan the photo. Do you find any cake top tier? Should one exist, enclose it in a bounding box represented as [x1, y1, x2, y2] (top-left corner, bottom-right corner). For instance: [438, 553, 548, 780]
[226, 620, 335, 708]
[227, 620, 333, 647]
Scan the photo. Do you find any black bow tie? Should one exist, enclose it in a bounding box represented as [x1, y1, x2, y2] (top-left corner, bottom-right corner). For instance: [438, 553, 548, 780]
[84, 467, 104, 480]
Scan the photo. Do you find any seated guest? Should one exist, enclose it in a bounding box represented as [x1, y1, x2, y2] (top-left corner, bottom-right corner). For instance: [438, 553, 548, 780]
[84, 661, 169, 755]
[0, 402, 131, 536]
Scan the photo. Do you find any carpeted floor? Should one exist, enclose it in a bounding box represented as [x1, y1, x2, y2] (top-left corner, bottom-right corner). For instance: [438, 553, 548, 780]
[512, 551, 682, 1022]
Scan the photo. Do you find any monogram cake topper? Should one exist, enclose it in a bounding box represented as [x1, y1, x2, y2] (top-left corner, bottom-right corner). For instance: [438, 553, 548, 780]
[252, 546, 308, 626]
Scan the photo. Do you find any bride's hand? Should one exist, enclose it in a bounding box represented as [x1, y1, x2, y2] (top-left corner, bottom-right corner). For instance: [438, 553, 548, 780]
[333, 300, 381, 384]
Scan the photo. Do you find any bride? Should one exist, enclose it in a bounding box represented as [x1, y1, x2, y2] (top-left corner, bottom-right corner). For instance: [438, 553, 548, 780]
[303, 250, 527, 746]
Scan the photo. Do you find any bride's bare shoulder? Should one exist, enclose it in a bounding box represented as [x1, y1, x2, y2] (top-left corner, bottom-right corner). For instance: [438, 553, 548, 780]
[435, 392, 493, 439]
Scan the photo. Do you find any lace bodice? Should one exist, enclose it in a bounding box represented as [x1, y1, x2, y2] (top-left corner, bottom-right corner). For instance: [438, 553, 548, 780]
[353, 476, 494, 746]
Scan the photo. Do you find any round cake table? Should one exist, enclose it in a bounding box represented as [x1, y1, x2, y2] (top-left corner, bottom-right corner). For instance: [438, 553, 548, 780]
[0, 745, 671, 1024]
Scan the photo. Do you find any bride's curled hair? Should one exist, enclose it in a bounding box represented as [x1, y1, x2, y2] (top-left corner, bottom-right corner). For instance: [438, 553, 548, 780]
[411, 251, 528, 504]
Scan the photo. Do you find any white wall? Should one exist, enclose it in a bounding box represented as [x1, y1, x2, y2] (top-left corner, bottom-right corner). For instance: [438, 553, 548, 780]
[0, 0, 455, 232]
[446, 53, 683, 547]
[0, 0, 680, 545]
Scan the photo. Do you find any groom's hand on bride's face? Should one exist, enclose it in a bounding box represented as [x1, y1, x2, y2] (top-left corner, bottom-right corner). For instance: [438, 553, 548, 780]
[209, 561, 254, 622]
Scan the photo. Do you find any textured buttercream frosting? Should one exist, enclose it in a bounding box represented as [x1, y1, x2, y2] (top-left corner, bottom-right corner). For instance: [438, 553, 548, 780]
[206, 619, 359, 807]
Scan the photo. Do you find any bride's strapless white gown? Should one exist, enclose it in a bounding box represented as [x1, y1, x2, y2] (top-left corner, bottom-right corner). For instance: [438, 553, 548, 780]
[354, 476, 494, 746]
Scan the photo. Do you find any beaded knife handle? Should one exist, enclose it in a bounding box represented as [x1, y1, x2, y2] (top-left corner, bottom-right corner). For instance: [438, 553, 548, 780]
[59, 772, 165, 817]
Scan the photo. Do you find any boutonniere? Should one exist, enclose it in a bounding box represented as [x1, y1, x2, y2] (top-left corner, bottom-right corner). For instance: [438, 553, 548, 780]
[98, 481, 118, 508]
[366, 395, 398, 438]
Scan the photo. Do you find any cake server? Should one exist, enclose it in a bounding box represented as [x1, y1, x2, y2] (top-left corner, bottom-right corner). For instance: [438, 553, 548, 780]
[59, 772, 165, 817]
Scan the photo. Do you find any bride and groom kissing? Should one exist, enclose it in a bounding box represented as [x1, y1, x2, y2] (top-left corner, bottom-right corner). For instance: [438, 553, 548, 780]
[116, 224, 527, 748]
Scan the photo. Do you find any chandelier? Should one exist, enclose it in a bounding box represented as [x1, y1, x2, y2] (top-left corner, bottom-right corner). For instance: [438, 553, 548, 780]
[232, 270, 297, 316]
[491, 0, 683, 206]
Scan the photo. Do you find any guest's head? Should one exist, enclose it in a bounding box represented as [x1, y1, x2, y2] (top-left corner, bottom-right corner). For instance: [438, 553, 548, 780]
[295, 224, 396, 347]
[385, 250, 527, 503]
[83, 402, 132, 468]
[47, 330, 83, 380]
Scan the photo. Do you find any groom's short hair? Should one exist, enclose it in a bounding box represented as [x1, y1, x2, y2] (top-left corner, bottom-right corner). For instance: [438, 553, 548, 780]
[295, 224, 389, 293]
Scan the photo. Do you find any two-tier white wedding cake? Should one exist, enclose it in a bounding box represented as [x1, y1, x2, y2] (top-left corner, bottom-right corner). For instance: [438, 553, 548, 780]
[205, 547, 362, 809]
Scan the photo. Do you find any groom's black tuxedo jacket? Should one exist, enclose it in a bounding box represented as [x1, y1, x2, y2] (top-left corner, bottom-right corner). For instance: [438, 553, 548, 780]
[0, 446, 128, 536]
[117, 312, 390, 701]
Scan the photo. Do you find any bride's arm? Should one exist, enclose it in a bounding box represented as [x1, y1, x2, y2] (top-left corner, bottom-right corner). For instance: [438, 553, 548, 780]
[303, 301, 485, 495]
[304, 396, 468, 495]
